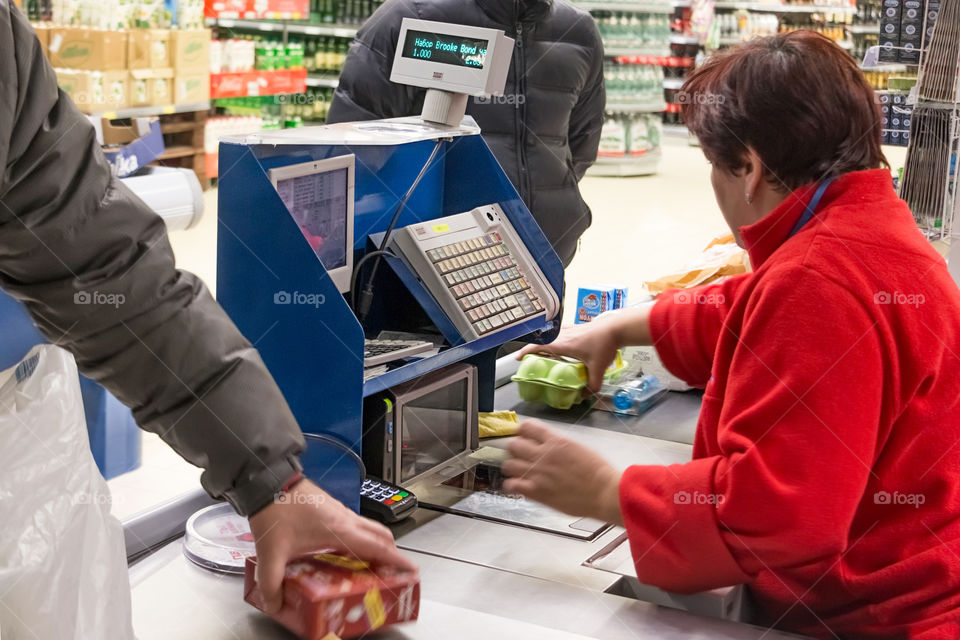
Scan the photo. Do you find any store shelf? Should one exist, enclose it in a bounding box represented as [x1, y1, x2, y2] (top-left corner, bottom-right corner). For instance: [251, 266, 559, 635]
[670, 0, 692, 6]
[305, 73, 341, 88]
[717, 35, 851, 48]
[157, 145, 198, 160]
[860, 63, 909, 72]
[848, 23, 879, 34]
[606, 100, 668, 113]
[92, 102, 211, 119]
[161, 121, 204, 134]
[578, 2, 673, 14]
[588, 150, 662, 176]
[207, 17, 359, 38]
[669, 34, 699, 44]
[662, 123, 691, 137]
[662, 77, 684, 89]
[604, 46, 672, 56]
[713, 2, 856, 13]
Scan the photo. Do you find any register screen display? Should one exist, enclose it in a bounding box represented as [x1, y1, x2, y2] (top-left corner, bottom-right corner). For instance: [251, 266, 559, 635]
[400, 379, 468, 483]
[401, 30, 489, 68]
[275, 167, 349, 271]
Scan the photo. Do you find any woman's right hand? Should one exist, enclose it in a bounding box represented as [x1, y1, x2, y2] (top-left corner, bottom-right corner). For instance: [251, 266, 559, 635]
[516, 320, 621, 392]
[516, 306, 655, 392]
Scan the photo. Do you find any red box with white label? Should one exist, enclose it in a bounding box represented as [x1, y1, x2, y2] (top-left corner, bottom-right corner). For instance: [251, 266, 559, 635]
[210, 69, 307, 99]
[244, 553, 420, 639]
[205, 0, 308, 19]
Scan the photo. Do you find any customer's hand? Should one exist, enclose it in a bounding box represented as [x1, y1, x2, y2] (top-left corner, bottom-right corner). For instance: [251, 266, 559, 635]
[516, 321, 621, 392]
[248, 479, 416, 614]
[502, 420, 623, 526]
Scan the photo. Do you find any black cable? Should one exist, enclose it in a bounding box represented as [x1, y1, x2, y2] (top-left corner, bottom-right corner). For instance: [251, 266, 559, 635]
[350, 250, 395, 310]
[352, 139, 445, 325]
[376, 140, 445, 254]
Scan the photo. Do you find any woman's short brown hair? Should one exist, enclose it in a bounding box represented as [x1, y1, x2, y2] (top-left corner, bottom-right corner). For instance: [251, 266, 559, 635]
[681, 30, 888, 190]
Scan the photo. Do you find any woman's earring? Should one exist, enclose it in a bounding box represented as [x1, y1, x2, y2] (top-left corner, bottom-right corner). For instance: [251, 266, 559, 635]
[745, 192, 753, 204]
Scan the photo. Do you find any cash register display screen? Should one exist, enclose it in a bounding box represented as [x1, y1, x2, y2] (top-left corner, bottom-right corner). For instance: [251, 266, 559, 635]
[401, 30, 489, 69]
[275, 167, 349, 271]
[400, 380, 468, 483]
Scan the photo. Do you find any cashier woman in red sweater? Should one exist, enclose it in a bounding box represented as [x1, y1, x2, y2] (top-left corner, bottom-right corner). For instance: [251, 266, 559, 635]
[502, 31, 960, 639]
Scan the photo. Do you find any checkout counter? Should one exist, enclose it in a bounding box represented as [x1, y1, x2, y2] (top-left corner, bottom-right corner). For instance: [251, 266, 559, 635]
[124, 364, 803, 639]
[119, 26, 806, 635]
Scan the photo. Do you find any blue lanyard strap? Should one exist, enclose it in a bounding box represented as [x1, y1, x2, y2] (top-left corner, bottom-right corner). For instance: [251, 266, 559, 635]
[788, 175, 837, 239]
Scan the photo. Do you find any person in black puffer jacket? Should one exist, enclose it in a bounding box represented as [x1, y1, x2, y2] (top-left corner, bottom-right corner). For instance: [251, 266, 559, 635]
[328, 0, 605, 267]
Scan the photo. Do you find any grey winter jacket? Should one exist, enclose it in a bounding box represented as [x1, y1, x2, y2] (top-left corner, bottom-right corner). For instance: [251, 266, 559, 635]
[0, 0, 304, 516]
[328, 0, 605, 266]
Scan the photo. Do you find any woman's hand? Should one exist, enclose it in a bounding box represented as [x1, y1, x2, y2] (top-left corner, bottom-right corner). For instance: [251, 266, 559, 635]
[516, 321, 621, 392]
[516, 306, 654, 392]
[502, 420, 624, 526]
[248, 479, 417, 614]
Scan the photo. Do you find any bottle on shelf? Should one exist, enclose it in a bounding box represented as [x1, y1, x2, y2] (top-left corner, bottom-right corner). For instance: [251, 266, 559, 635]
[604, 62, 664, 105]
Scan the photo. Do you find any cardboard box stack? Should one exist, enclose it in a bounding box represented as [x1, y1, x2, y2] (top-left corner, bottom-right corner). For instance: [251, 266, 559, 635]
[171, 29, 212, 103]
[36, 1, 210, 114]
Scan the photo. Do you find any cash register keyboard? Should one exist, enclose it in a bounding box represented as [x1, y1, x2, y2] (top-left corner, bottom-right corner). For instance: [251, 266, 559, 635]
[388, 204, 559, 341]
[364, 339, 434, 367]
[426, 233, 545, 337]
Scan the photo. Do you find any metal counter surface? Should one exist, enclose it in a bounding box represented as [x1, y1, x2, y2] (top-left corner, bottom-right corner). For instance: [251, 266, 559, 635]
[391, 389, 742, 617]
[495, 382, 703, 445]
[393, 415, 694, 593]
[129, 538, 803, 639]
[126, 383, 805, 638]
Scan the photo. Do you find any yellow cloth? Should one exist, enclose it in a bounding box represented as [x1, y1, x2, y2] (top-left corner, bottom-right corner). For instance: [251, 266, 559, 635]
[478, 411, 520, 438]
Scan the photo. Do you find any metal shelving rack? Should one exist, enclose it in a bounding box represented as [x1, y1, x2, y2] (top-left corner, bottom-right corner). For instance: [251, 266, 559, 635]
[577, 2, 672, 13]
[575, 0, 675, 175]
[205, 16, 359, 39]
[712, 1, 855, 12]
[204, 14, 362, 136]
[899, 0, 959, 247]
[305, 74, 340, 88]
[91, 101, 212, 120]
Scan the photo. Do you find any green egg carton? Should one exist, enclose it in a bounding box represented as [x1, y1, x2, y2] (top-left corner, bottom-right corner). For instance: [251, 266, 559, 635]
[512, 352, 626, 410]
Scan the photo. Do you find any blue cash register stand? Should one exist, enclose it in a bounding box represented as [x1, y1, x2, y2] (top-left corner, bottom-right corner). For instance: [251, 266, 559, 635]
[216, 117, 564, 512]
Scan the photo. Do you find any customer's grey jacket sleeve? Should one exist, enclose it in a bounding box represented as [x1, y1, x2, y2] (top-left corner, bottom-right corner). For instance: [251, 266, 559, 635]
[568, 24, 605, 181]
[0, 1, 304, 517]
[327, 0, 423, 123]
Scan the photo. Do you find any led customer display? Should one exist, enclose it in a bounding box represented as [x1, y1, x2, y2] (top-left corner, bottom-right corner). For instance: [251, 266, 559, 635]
[401, 30, 489, 69]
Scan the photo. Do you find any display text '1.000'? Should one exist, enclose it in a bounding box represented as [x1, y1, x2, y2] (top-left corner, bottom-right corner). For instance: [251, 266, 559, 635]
[401, 30, 489, 69]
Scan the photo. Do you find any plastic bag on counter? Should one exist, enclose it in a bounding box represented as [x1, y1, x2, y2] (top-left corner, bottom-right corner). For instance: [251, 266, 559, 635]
[644, 234, 748, 294]
[0, 345, 134, 640]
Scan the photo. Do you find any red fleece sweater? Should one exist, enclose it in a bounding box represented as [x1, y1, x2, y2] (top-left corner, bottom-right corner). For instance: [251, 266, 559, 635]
[622, 169, 960, 639]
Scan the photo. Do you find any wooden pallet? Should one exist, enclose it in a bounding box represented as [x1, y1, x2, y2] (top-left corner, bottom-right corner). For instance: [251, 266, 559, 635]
[152, 109, 210, 190]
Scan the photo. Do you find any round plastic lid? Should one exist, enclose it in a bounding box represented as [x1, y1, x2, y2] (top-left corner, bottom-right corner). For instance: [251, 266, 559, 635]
[182, 503, 255, 574]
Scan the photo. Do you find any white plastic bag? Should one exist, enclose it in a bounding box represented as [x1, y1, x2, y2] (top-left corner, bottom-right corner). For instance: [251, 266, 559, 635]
[0, 345, 134, 640]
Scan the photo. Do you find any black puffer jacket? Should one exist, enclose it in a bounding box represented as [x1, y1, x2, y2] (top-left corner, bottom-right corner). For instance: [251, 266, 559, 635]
[328, 0, 605, 266]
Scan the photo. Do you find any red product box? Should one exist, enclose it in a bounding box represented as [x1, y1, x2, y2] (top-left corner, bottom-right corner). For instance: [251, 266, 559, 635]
[210, 69, 307, 99]
[205, 0, 307, 19]
[244, 553, 420, 639]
